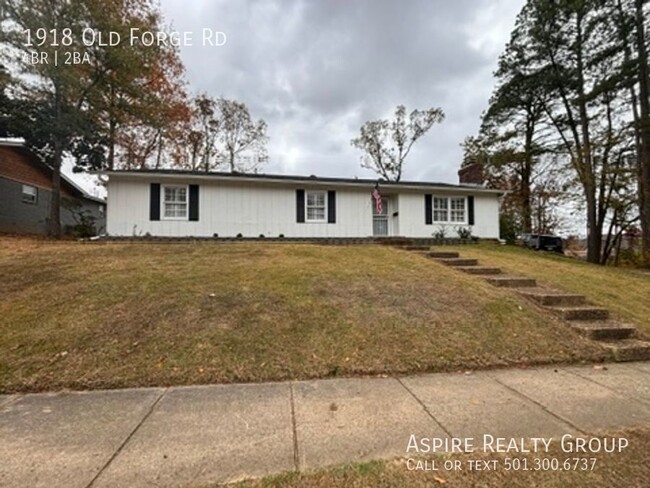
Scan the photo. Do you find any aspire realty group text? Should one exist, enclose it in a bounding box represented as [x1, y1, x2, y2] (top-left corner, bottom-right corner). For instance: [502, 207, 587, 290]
[406, 434, 629, 454]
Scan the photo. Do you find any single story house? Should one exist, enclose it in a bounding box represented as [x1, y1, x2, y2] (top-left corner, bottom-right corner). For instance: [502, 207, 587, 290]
[103, 166, 501, 239]
[0, 140, 106, 235]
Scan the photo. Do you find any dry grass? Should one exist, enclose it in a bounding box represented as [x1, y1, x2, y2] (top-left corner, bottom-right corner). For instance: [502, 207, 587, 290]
[445, 244, 650, 333]
[0, 238, 608, 393]
[230, 429, 650, 488]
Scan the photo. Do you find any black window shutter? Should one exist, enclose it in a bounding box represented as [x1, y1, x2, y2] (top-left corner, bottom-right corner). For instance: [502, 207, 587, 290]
[150, 183, 160, 221]
[327, 190, 336, 223]
[189, 185, 199, 221]
[425, 194, 432, 225]
[468, 196, 475, 225]
[296, 189, 305, 223]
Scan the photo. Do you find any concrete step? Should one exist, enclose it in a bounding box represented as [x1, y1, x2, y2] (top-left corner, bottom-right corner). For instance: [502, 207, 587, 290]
[428, 251, 460, 259]
[435, 258, 479, 267]
[516, 288, 587, 306]
[403, 245, 431, 251]
[378, 237, 414, 246]
[599, 339, 650, 362]
[484, 276, 537, 288]
[548, 306, 609, 321]
[569, 322, 637, 340]
[456, 266, 502, 275]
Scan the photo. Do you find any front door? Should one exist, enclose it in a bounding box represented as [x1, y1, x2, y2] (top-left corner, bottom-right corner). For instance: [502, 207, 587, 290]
[372, 197, 389, 236]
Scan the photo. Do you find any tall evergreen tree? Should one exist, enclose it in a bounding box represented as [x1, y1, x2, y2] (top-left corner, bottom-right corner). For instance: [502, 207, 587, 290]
[474, 0, 639, 264]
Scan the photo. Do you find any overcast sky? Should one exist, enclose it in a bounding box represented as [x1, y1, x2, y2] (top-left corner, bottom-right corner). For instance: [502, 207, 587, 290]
[67, 0, 524, 193]
[162, 0, 524, 181]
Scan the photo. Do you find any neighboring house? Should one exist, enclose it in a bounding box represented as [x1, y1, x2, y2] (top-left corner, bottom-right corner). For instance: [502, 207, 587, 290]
[0, 140, 106, 236]
[103, 164, 501, 239]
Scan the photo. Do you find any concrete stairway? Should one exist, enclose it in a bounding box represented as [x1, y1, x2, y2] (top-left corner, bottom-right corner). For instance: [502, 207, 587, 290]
[403, 247, 650, 362]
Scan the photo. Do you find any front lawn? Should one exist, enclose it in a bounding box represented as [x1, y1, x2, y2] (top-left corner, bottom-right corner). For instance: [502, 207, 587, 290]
[0, 238, 607, 392]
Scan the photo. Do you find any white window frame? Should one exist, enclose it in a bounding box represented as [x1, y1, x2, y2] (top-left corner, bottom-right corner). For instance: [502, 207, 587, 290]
[432, 196, 467, 224]
[450, 197, 466, 223]
[161, 184, 189, 220]
[305, 190, 327, 223]
[432, 197, 448, 223]
[21, 184, 37, 204]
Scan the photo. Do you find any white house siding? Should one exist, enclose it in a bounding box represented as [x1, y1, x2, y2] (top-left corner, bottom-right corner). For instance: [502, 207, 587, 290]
[106, 175, 501, 239]
[107, 177, 375, 237]
[397, 191, 500, 239]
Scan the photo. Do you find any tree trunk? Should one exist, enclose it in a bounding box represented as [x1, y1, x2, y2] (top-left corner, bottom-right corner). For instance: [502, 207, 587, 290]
[635, 0, 650, 266]
[585, 189, 602, 263]
[521, 166, 532, 233]
[575, 9, 600, 264]
[155, 130, 163, 169]
[521, 118, 534, 233]
[49, 83, 63, 238]
[49, 140, 63, 237]
[108, 118, 116, 171]
[108, 84, 116, 170]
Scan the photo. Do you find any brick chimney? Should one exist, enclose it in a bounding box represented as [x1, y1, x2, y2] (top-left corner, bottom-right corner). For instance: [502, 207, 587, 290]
[458, 157, 484, 185]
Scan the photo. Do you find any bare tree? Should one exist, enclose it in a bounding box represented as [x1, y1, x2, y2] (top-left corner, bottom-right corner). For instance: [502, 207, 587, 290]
[216, 98, 268, 172]
[193, 94, 220, 171]
[351, 105, 444, 181]
[633, 0, 650, 266]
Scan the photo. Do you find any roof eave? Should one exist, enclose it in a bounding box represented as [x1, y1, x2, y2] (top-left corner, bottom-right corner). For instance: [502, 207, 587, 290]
[98, 170, 504, 195]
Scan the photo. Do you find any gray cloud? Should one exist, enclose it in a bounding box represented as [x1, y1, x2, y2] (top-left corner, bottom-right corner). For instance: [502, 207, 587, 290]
[159, 0, 524, 183]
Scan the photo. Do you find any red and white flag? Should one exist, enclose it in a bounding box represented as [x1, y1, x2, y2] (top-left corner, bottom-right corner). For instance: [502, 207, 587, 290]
[372, 184, 382, 214]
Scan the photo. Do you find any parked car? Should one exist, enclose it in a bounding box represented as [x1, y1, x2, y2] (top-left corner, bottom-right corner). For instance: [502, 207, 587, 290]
[520, 233, 564, 253]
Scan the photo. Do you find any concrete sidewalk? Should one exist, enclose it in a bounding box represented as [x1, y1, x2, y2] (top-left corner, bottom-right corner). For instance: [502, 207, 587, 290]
[1, 362, 649, 488]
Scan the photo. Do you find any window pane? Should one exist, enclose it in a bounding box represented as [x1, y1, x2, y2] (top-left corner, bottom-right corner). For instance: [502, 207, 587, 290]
[164, 186, 186, 203]
[164, 202, 187, 218]
[433, 197, 447, 210]
[307, 192, 325, 206]
[163, 186, 188, 218]
[21, 185, 37, 204]
[433, 210, 447, 222]
[450, 198, 465, 222]
[307, 207, 325, 221]
[306, 191, 326, 221]
[450, 211, 464, 222]
[433, 197, 448, 221]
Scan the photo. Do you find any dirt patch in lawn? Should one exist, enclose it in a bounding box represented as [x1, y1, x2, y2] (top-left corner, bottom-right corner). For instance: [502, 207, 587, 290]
[0, 238, 607, 393]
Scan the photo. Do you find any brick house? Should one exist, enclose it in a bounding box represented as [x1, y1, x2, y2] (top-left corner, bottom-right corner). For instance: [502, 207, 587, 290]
[0, 140, 105, 235]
